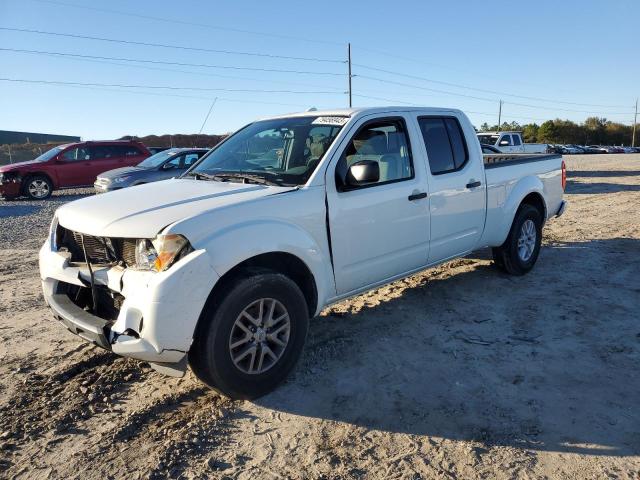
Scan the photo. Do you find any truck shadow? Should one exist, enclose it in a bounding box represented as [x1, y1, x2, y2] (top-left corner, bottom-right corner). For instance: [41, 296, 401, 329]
[566, 180, 640, 194]
[255, 237, 640, 457]
[566, 169, 640, 194]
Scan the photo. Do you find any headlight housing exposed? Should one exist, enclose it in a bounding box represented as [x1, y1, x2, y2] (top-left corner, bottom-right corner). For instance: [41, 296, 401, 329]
[135, 234, 191, 272]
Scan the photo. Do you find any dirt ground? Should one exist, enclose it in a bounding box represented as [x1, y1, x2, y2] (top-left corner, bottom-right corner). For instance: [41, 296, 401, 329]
[0, 155, 639, 479]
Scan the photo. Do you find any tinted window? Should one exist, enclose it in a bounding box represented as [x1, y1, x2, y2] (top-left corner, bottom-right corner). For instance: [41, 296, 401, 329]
[336, 118, 413, 189]
[512, 134, 522, 146]
[419, 117, 469, 174]
[112, 145, 143, 157]
[90, 146, 116, 160]
[418, 118, 454, 174]
[444, 118, 468, 169]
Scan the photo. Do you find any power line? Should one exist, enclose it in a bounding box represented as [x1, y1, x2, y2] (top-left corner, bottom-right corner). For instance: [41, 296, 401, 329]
[0, 77, 347, 95]
[1, 49, 347, 93]
[0, 26, 345, 64]
[0, 47, 346, 76]
[356, 74, 633, 115]
[28, 0, 345, 47]
[354, 63, 633, 109]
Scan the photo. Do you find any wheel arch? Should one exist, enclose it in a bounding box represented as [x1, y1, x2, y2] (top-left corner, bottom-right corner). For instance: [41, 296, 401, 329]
[21, 171, 56, 193]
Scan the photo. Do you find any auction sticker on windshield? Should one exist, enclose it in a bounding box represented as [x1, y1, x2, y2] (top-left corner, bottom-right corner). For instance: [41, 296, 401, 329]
[311, 116, 349, 126]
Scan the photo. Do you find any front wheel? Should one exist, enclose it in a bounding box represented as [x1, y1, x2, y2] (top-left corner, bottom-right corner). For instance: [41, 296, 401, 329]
[492, 204, 543, 275]
[189, 272, 309, 399]
[23, 175, 53, 200]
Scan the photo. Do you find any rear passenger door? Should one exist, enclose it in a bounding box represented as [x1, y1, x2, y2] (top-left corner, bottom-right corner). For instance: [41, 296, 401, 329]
[416, 116, 486, 263]
[326, 115, 430, 295]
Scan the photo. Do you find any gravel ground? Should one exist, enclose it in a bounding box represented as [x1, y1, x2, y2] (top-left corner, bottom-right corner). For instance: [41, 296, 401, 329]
[0, 188, 92, 249]
[0, 155, 639, 479]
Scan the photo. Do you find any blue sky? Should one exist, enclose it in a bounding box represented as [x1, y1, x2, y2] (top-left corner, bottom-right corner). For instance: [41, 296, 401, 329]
[0, 0, 637, 139]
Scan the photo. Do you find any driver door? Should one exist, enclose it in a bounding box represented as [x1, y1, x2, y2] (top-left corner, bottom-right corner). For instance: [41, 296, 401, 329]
[326, 115, 430, 295]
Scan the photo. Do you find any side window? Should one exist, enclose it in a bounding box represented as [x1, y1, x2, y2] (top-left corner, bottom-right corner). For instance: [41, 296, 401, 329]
[61, 147, 90, 161]
[512, 134, 522, 146]
[90, 146, 116, 160]
[183, 153, 201, 167]
[335, 118, 413, 189]
[500, 134, 513, 146]
[418, 117, 469, 175]
[166, 154, 184, 168]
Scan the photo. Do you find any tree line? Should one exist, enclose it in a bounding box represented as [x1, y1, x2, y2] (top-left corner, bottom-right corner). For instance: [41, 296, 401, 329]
[478, 117, 635, 145]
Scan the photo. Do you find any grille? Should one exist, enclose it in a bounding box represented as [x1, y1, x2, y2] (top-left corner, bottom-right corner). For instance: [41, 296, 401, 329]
[57, 226, 137, 267]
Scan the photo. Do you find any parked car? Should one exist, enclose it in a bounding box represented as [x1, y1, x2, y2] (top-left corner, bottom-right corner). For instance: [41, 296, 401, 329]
[560, 145, 582, 154]
[40, 107, 567, 399]
[147, 146, 172, 155]
[477, 131, 548, 153]
[0, 140, 150, 200]
[481, 144, 501, 154]
[95, 148, 209, 193]
[586, 145, 606, 154]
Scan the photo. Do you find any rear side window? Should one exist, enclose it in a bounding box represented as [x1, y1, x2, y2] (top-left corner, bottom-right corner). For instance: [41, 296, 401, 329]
[110, 145, 143, 157]
[512, 135, 522, 146]
[418, 117, 469, 175]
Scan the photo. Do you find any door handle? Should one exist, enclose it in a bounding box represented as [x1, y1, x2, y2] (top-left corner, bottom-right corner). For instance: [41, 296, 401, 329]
[466, 181, 481, 188]
[408, 192, 427, 201]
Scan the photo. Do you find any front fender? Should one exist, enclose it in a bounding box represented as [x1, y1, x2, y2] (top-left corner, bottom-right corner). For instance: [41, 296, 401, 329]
[189, 219, 334, 314]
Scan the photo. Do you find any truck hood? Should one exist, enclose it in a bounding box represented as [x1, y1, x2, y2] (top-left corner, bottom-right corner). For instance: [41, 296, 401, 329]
[56, 178, 295, 238]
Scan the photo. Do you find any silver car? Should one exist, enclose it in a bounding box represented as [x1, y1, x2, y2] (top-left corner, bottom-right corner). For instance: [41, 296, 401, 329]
[94, 148, 209, 193]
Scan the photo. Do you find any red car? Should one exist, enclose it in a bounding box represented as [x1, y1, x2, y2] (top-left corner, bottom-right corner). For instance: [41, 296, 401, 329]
[0, 140, 150, 200]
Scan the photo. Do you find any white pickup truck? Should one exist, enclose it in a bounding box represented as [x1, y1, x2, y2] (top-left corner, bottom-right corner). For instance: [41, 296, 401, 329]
[478, 131, 549, 154]
[40, 107, 567, 399]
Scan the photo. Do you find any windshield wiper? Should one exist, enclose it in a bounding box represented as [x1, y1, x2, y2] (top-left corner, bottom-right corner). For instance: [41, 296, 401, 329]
[211, 172, 282, 186]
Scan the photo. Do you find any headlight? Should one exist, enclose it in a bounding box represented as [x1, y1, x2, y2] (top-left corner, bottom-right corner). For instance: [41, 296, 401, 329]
[114, 176, 130, 183]
[134, 234, 191, 272]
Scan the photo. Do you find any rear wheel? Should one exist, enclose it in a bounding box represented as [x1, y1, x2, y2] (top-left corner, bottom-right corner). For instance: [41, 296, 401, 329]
[492, 204, 543, 275]
[23, 175, 53, 200]
[189, 271, 309, 399]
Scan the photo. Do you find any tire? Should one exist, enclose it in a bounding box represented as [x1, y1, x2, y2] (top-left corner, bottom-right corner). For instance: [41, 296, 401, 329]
[189, 271, 309, 400]
[492, 204, 543, 275]
[23, 175, 53, 200]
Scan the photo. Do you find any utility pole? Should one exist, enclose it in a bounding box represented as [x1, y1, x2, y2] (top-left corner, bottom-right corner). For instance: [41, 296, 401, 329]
[347, 43, 352, 108]
[497, 100, 503, 131]
[633, 98, 638, 147]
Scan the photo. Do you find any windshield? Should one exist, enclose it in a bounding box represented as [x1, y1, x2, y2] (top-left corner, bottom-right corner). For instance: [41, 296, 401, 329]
[137, 148, 181, 168]
[187, 116, 346, 186]
[34, 146, 64, 162]
[477, 134, 500, 145]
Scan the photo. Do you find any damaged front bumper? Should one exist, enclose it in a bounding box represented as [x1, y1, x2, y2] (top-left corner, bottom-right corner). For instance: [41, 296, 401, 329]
[39, 237, 219, 376]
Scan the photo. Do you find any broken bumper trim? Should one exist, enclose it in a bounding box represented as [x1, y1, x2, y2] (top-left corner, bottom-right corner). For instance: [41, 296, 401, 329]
[48, 290, 112, 350]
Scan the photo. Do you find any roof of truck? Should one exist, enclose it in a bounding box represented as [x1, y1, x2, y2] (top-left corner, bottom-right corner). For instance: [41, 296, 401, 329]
[261, 106, 464, 121]
[478, 131, 523, 135]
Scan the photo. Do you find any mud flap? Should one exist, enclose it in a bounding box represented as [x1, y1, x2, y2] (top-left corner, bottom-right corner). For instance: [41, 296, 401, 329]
[149, 355, 188, 377]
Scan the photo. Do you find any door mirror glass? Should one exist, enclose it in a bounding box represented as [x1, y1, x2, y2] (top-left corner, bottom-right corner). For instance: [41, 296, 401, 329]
[346, 160, 379, 186]
[499, 140, 510, 146]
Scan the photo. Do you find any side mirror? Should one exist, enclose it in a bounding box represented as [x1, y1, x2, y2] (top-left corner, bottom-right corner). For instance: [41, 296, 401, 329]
[346, 160, 379, 187]
[162, 163, 176, 170]
[499, 140, 510, 146]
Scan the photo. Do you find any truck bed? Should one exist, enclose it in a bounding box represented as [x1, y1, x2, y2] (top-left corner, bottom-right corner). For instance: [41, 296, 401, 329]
[479, 153, 564, 247]
[483, 153, 561, 168]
